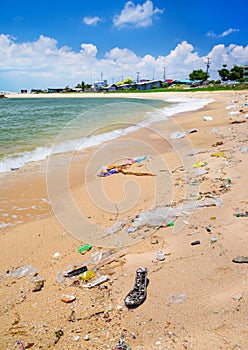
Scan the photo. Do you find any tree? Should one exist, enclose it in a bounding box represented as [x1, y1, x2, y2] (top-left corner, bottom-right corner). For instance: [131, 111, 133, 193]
[189, 69, 209, 81]
[218, 65, 229, 81]
[228, 65, 243, 81]
[123, 77, 133, 84]
[218, 65, 244, 82]
[75, 81, 85, 90]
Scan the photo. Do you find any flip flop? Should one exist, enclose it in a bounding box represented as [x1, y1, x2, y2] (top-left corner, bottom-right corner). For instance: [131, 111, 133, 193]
[124, 267, 148, 308]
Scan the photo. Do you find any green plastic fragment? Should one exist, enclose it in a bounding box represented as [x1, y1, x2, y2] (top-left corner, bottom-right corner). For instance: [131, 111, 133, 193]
[78, 244, 92, 254]
[167, 221, 175, 227]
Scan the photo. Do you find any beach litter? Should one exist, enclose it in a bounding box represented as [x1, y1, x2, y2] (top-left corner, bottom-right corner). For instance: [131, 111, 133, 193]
[240, 146, 248, 153]
[64, 265, 87, 278]
[79, 270, 96, 281]
[52, 252, 61, 260]
[232, 256, 248, 264]
[31, 276, 45, 292]
[115, 338, 132, 350]
[226, 105, 237, 110]
[103, 198, 223, 236]
[228, 111, 240, 116]
[124, 267, 148, 308]
[170, 131, 186, 139]
[203, 116, 213, 121]
[211, 151, 225, 158]
[97, 155, 154, 177]
[156, 251, 166, 261]
[61, 294, 76, 303]
[54, 329, 64, 344]
[212, 141, 224, 147]
[191, 240, 201, 246]
[193, 161, 207, 168]
[168, 293, 187, 304]
[2, 265, 37, 279]
[235, 211, 248, 217]
[78, 244, 92, 254]
[82, 275, 110, 288]
[187, 128, 198, 134]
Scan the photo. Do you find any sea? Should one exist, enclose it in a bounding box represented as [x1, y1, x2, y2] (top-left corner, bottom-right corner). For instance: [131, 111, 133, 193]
[0, 96, 212, 173]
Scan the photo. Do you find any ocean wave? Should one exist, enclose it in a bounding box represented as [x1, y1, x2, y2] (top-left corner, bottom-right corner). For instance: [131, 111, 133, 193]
[0, 97, 213, 173]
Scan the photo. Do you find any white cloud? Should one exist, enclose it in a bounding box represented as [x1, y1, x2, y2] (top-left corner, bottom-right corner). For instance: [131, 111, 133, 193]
[113, 0, 164, 28]
[80, 43, 98, 57]
[207, 28, 239, 38]
[0, 34, 248, 91]
[221, 28, 239, 37]
[83, 16, 103, 26]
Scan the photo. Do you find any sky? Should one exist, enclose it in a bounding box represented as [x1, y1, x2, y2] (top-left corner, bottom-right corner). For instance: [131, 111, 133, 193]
[0, 0, 248, 91]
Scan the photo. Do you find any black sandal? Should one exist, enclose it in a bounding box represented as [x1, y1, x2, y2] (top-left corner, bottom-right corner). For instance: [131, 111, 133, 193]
[124, 267, 148, 308]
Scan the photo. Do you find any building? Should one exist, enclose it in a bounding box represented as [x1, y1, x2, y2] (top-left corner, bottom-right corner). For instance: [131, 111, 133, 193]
[103, 84, 118, 92]
[47, 88, 64, 93]
[136, 80, 163, 91]
[243, 65, 248, 80]
[93, 80, 108, 92]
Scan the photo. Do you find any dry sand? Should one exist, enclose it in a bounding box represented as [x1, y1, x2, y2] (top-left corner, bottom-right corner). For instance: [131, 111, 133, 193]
[0, 90, 248, 349]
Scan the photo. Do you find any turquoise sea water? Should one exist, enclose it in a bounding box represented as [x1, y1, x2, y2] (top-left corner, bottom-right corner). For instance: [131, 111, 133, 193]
[0, 96, 212, 172]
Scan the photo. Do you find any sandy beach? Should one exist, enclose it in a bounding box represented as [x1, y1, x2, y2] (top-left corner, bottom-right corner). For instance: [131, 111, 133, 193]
[0, 90, 248, 349]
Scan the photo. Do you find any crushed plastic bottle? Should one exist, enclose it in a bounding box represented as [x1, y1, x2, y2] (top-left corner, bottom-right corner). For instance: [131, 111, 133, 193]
[6, 265, 37, 279]
[132, 207, 171, 228]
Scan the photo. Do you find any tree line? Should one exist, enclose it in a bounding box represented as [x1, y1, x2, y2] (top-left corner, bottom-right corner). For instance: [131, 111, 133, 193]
[189, 64, 246, 83]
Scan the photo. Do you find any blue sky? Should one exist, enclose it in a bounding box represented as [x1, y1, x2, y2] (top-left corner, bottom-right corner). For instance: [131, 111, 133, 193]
[1, 0, 247, 91]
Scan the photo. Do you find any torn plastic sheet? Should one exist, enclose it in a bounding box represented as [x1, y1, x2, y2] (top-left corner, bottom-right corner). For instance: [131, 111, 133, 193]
[104, 198, 223, 234]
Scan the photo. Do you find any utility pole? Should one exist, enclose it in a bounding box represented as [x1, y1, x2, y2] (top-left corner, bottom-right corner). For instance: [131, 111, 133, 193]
[136, 72, 140, 83]
[205, 57, 211, 77]
[163, 67, 167, 81]
[152, 65, 155, 80]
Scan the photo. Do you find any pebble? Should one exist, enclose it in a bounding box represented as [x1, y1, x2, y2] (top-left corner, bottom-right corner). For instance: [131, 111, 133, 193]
[84, 334, 90, 341]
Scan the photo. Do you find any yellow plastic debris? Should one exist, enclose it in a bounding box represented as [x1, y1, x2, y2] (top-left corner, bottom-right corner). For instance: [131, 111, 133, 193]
[211, 151, 225, 158]
[193, 161, 207, 168]
[80, 270, 96, 282]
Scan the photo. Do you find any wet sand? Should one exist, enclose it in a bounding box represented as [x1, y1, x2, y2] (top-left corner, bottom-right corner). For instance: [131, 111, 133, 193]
[0, 90, 247, 349]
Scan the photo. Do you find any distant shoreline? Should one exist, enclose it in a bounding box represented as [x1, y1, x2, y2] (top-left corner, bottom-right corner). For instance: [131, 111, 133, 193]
[4, 90, 232, 100]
